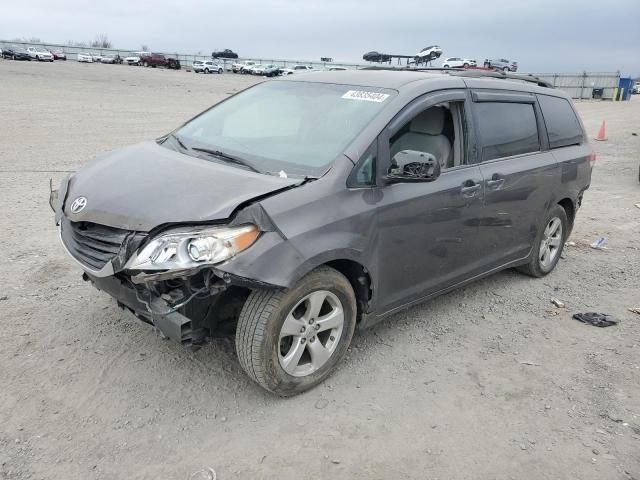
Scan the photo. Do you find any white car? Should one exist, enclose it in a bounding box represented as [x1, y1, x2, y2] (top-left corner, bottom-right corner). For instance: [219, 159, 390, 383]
[124, 52, 147, 65]
[77, 52, 94, 63]
[279, 65, 314, 75]
[231, 61, 255, 73]
[193, 60, 223, 74]
[441, 57, 476, 68]
[26, 47, 53, 61]
[414, 45, 443, 63]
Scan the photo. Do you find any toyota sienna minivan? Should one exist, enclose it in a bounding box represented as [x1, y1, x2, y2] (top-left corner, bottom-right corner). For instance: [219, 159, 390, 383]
[51, 69, 593, 395]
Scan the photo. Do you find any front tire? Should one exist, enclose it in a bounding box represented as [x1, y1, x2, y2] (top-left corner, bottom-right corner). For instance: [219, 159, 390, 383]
[517, 204, 567, 277]
[236, 266, 357, 396]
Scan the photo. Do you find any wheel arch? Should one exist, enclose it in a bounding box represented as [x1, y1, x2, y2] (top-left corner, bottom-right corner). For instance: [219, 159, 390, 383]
[557, 197, 576, 236]
[323, 259, 373, 323]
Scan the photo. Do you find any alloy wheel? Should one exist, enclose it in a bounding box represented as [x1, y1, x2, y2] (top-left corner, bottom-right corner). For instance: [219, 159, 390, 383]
[278, 290, 344, 377]
[539, 217, 562, 270]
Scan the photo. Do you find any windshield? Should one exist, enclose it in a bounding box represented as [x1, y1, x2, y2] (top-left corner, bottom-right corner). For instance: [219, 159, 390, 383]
[173, 81, 395, 177]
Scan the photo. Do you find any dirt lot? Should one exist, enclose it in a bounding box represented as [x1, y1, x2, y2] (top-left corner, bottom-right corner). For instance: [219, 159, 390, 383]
[0, 60, 639, 480]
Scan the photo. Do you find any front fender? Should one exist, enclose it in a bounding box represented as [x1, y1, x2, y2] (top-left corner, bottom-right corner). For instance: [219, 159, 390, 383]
[215, 231, 371, 289]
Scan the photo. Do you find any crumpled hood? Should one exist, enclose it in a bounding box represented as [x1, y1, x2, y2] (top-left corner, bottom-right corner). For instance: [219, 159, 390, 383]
[63, 141, 300, 231]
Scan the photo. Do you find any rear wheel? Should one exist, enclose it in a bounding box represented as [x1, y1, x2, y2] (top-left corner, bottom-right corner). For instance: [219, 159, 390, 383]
[236, 267, 357, 396]
[517, 204, 567, 277]
[143, 61, 149, 67]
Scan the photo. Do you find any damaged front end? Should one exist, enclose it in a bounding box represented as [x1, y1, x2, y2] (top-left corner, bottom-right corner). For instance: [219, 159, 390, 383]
[52, 176, 282, 348]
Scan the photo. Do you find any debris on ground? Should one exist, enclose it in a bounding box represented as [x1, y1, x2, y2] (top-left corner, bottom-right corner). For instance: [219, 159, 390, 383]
[589, 237, 608, 250]
[572, 312, 619, 328]
[565, 241, 577, 247]
[635, 203, 640, 209]
[628, 307, 640, 316]
[551, 298, 565, 308]
[315, 399, 329, 410]
[188, 467, 216, 480]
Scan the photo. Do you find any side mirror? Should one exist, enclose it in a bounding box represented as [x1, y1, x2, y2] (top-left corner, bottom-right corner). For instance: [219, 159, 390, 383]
[385, 150, 441, 183]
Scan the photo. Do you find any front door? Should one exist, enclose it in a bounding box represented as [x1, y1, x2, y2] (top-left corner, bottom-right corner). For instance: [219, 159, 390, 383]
[373, 90, 487, 315]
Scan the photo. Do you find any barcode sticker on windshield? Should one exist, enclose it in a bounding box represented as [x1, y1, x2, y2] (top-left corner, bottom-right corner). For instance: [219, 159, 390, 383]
[341, 90, 390, 103]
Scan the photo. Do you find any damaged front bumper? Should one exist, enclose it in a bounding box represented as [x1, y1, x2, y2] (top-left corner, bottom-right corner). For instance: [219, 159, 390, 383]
[83, 272, 208, 346]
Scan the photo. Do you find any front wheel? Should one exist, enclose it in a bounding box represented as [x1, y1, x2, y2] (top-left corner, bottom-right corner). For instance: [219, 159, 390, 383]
[218, 68, 223, 74]
[503, 66, 509, 72]
[236, 266, 357, 396]
[204, 68, 210, 74]
[517, 204, 567, 277]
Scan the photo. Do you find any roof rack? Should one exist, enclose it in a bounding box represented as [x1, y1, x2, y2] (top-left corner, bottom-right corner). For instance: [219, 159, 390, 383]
[360, 65, 553, 88]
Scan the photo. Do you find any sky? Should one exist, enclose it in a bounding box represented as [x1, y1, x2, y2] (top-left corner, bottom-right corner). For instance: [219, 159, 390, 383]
[1, 0, 639, 75]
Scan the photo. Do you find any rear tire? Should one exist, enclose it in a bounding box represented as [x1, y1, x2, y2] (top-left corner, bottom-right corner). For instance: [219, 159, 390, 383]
[236, 266, 357, 396]
[517, 204, 567, 277]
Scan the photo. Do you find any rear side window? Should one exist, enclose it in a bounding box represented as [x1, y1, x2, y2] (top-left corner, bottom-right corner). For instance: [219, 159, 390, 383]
[538, 95, 584, 149]
[475, 102, 540, 161]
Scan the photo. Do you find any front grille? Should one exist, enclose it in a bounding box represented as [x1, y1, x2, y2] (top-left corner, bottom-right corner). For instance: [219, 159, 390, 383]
[61, 217, 131, 271]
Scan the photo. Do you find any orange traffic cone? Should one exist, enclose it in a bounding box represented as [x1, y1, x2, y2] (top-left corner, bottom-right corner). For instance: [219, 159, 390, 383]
[595, 121, 607, 141]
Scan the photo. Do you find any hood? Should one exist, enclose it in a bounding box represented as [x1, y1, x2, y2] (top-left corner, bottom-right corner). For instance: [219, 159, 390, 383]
[63, 141, 300, 231]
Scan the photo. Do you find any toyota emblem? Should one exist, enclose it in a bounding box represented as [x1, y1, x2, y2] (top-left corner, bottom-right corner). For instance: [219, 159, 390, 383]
[70, 196, 87, 213]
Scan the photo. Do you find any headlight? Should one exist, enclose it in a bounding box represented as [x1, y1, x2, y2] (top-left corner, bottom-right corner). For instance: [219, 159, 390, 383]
[125, 224, 259, 272]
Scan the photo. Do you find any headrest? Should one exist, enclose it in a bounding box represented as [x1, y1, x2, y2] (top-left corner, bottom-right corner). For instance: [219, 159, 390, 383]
[410, 107, 445, 135]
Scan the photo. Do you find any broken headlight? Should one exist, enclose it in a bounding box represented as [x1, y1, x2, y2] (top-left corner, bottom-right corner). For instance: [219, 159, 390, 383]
[125, 224, 259, 272]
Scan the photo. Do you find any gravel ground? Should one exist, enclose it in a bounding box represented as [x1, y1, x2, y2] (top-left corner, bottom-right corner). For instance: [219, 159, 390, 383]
[0, 60, 639, 480]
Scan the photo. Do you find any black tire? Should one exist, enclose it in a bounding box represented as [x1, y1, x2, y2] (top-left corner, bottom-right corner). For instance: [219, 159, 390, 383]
[236, 266, 357, 396]
[218, 68, 223, 74]
[517, 204, 567, 277]
[443, 64, 449, 68]
[143, 61, 149, 67]
[463, 63, 469, 68]
[204, 68, 210, 74]
[503, 66, 509, 72]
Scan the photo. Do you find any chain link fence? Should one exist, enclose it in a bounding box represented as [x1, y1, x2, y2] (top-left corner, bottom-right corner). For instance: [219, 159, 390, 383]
[1, 40, 621, 99]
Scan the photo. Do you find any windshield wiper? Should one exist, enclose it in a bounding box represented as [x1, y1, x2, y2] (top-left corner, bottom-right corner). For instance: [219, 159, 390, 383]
[190, 147, 261, 173]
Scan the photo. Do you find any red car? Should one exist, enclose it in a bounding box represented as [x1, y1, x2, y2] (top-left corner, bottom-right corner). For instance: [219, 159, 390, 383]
[50, 49, 67, 60]
[139, 53, 181, 69]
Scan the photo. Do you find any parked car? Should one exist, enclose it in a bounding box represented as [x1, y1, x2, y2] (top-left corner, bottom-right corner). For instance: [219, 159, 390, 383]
[231, 61, 255, 73]
[90, 53, 104, 63]
[1, 45, 31, 60]
[327, 66, 347, 71]
[101, 54, 123, 64]
[484, 58, 518, 72]
[124, 52, 147, 65]
[77, 52, 93, 63]
[212, 49, 238, 59]
[51, 70, 592, 396]
[26, 47, 54, 61]
[50, 49, 67, 60]
[251, 64, 279, 76]
[632, 83, 640, 94]
[280, 65, 314, 75]
[140, 53, 181, 69]
[193, 60, 223, 74]
[441, 57, 476, 68]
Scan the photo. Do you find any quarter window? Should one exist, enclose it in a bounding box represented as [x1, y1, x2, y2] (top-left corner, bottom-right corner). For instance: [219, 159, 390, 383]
[538, 95, 584, 149]
[475, 102, 540, 161]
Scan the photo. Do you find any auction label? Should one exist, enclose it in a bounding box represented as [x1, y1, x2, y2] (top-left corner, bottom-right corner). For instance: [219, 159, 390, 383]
[342, 90, 390, 103]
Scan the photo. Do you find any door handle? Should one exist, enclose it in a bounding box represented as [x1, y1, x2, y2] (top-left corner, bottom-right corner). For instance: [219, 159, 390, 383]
[461, 183, 481, 196]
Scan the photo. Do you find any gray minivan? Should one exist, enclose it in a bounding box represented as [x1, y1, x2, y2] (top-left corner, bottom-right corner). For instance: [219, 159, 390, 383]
[51, 69, 593, 395]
